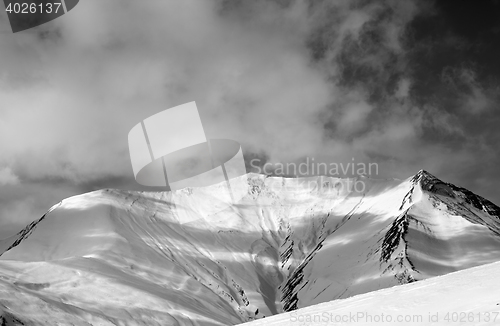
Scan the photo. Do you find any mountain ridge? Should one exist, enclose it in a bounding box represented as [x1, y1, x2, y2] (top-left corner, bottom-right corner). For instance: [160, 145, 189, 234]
[0, 170, 500, 325]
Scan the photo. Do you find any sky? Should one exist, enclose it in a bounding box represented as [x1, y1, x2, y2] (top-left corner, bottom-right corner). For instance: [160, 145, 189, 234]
[0, 0, 499, 238]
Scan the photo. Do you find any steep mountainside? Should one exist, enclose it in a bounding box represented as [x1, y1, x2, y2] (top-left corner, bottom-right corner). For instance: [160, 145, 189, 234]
[1, 170, 500, 325]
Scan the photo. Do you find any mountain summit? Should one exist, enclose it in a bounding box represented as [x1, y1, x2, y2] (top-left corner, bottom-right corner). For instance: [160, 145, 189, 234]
[1, 171, 500, 325]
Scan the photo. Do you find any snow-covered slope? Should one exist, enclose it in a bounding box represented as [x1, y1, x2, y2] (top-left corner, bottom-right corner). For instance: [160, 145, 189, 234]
[241, 259, 500, 326]
[0, 170, 500, 325]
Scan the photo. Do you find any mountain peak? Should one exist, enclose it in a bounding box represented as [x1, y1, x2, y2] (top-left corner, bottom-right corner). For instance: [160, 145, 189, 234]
[409, 169, 500, 219]
[408, 169, 440, 188]
[414, 169, 439, 181]
[410, 169, 455, 197]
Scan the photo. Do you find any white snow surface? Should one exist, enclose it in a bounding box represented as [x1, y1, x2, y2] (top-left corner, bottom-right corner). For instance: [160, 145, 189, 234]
[241, 259, 500, 326]
[0, 171, 499, 325]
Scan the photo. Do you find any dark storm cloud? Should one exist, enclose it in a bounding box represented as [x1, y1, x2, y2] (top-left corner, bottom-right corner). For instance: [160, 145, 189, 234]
[402, 0, 500, 200]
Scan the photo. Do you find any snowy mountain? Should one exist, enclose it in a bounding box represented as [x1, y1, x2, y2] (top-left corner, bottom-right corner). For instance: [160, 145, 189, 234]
[1, 170, 500, 325]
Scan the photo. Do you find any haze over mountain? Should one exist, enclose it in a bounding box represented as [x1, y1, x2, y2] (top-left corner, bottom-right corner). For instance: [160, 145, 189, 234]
[1, 170, 500, 325]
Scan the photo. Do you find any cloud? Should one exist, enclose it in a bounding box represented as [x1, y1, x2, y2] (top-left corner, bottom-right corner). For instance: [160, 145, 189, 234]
[0, 2, 452, 170]
[441, 66, 494, 114]
[395, 78, 411, 99]
[0, 0, 499, 235]
[0, 167, 19, 185]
